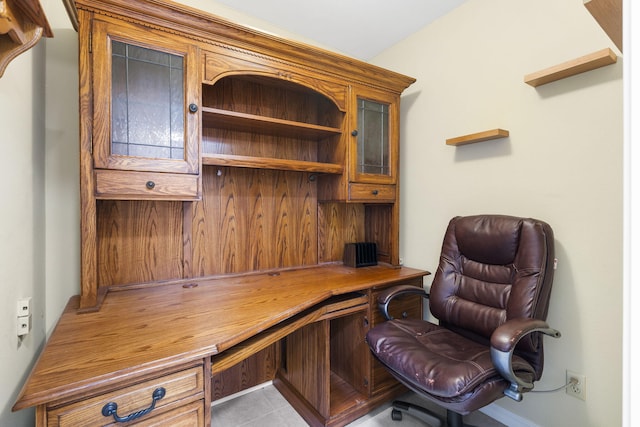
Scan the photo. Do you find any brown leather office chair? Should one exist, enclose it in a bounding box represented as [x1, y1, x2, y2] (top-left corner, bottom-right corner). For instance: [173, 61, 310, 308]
[366, 215, 560, 427]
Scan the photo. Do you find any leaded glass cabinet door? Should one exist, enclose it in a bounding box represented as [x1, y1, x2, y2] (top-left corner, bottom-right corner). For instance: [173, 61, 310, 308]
[92, 20, 199, 174]
[350, 86, 399, 185]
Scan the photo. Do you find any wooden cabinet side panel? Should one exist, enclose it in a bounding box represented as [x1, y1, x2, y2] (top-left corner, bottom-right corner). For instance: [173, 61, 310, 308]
[330, 312, 370, 396]
[78, 7, 99, 309]
[282, 321, 330, 417]
[96, 200, 184, 287]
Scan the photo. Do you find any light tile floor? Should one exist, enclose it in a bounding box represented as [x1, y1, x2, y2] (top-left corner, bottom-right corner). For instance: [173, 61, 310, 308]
[211, 384, 506, 427]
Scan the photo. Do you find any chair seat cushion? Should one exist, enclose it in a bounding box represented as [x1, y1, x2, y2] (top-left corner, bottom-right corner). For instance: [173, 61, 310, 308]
[366, 318, 536, 400]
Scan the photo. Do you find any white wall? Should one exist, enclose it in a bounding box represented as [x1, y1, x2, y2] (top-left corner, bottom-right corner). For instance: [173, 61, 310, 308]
[371, 0, 623, 426]
[0, 24, 47, 427]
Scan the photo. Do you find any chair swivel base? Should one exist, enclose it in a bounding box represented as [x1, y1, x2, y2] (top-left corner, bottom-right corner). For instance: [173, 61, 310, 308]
[390, 401, 476, 427]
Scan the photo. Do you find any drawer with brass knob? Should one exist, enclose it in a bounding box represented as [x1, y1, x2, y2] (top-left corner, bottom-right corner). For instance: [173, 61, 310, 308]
[95, 170, 200, 201]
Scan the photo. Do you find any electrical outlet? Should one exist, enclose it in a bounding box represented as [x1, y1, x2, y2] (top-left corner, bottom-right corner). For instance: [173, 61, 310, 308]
[566, 370, 586, 400]
[17, 297, 31, 316]
[17, 315, 32, 337]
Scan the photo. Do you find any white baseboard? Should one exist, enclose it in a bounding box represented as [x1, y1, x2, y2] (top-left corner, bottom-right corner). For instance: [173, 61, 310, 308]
[479, 403, 540, 427]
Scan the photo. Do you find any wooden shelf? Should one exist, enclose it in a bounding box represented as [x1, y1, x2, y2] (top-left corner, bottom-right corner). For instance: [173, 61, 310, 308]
[584, 0, 621, 52]
[446, 129, 509, 146]
[0, 0, 53, 77]
[202, 153, 344, 174]
[524, 48, 617, 87]
[202, 107, 343, 139]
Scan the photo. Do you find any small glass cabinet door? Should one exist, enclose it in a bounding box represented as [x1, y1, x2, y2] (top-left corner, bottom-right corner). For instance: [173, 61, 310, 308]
[92, 20, 199, 174]
[350, 86, 399, 184]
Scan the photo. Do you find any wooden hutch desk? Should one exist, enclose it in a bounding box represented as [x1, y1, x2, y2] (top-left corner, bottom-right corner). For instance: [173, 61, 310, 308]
[14, 265, 428, 426]
[13, 0, 428, 425]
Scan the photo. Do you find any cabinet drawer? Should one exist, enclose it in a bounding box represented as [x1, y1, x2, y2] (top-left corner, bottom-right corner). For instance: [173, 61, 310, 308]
[349, 184, 396, 202]
[132, 400, 204, 427]
[95, 170, 200, 201]
[47, 366, 204, 426]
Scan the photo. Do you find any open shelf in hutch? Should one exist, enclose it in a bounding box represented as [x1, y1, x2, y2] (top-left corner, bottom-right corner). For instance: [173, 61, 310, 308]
[201, 75, 345, 174]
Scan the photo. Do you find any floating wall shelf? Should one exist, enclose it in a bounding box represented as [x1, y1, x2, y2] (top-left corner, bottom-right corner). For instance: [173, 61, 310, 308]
[584, 0, 622, 52]
[446, 129, 509, 146]
[524, 48, 617, 87]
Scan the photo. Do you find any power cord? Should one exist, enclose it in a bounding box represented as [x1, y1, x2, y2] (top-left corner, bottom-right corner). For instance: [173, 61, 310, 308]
[530, 377, 578, 393]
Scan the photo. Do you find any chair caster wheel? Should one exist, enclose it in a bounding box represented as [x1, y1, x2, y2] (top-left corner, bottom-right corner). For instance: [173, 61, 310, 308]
[391, 408, 403, 421]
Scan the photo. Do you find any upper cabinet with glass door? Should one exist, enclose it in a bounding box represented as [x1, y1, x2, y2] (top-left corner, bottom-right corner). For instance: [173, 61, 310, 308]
[91, 18, 200, 200]
[347, 86, 399, 202]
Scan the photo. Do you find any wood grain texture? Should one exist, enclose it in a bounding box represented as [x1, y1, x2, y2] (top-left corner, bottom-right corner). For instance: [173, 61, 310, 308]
[585, 0, 622, 51]
[317, 202, 365, 263]
[282, 321, 330, 417]
[77, 8, 100, 309]
[13, 264, 427, 411]
[201, 74, 344, 169]
[329, 311, 369, 397]
[74, 0, 416, 95]
[202, 153, 343, 174]
[211, 346, 278, 400]
[365, 204, 393, 265]
[202, 50, 349, 111]
[46, 365, 203, 426]
[96, 200, 184, 287]
[95, 170, 200, 201]
[0, 0, 52, 78]
[191, 167, 317, 276]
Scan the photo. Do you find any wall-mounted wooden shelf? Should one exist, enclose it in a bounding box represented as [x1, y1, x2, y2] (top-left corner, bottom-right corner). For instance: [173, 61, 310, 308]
[446, 129, 509, 146]
[524, 48, 617, 87]
[0, 0, 53, 77]
[584, 0, 621, 52]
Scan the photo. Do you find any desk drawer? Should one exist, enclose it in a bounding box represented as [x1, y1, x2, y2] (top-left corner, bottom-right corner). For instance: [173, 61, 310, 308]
[47, 366, 204, 426]
[348, 184, 396, 202]
[132, 399, 204, 427]
[95, 170, 200, 201]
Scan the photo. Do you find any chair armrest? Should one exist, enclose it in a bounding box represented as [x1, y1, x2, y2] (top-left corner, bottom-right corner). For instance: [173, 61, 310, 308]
[377, 284, 429, 320]
[490, 318, 561, 402]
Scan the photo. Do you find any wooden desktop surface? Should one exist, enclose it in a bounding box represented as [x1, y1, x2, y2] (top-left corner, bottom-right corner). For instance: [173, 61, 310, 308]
[13, 264, 427, 411]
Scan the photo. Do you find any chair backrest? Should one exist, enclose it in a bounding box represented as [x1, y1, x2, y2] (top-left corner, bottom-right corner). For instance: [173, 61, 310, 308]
[430, 215, 555, 379]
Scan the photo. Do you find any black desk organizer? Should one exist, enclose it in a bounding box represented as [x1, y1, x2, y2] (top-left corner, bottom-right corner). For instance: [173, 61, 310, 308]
[343, 242, 378, 268]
